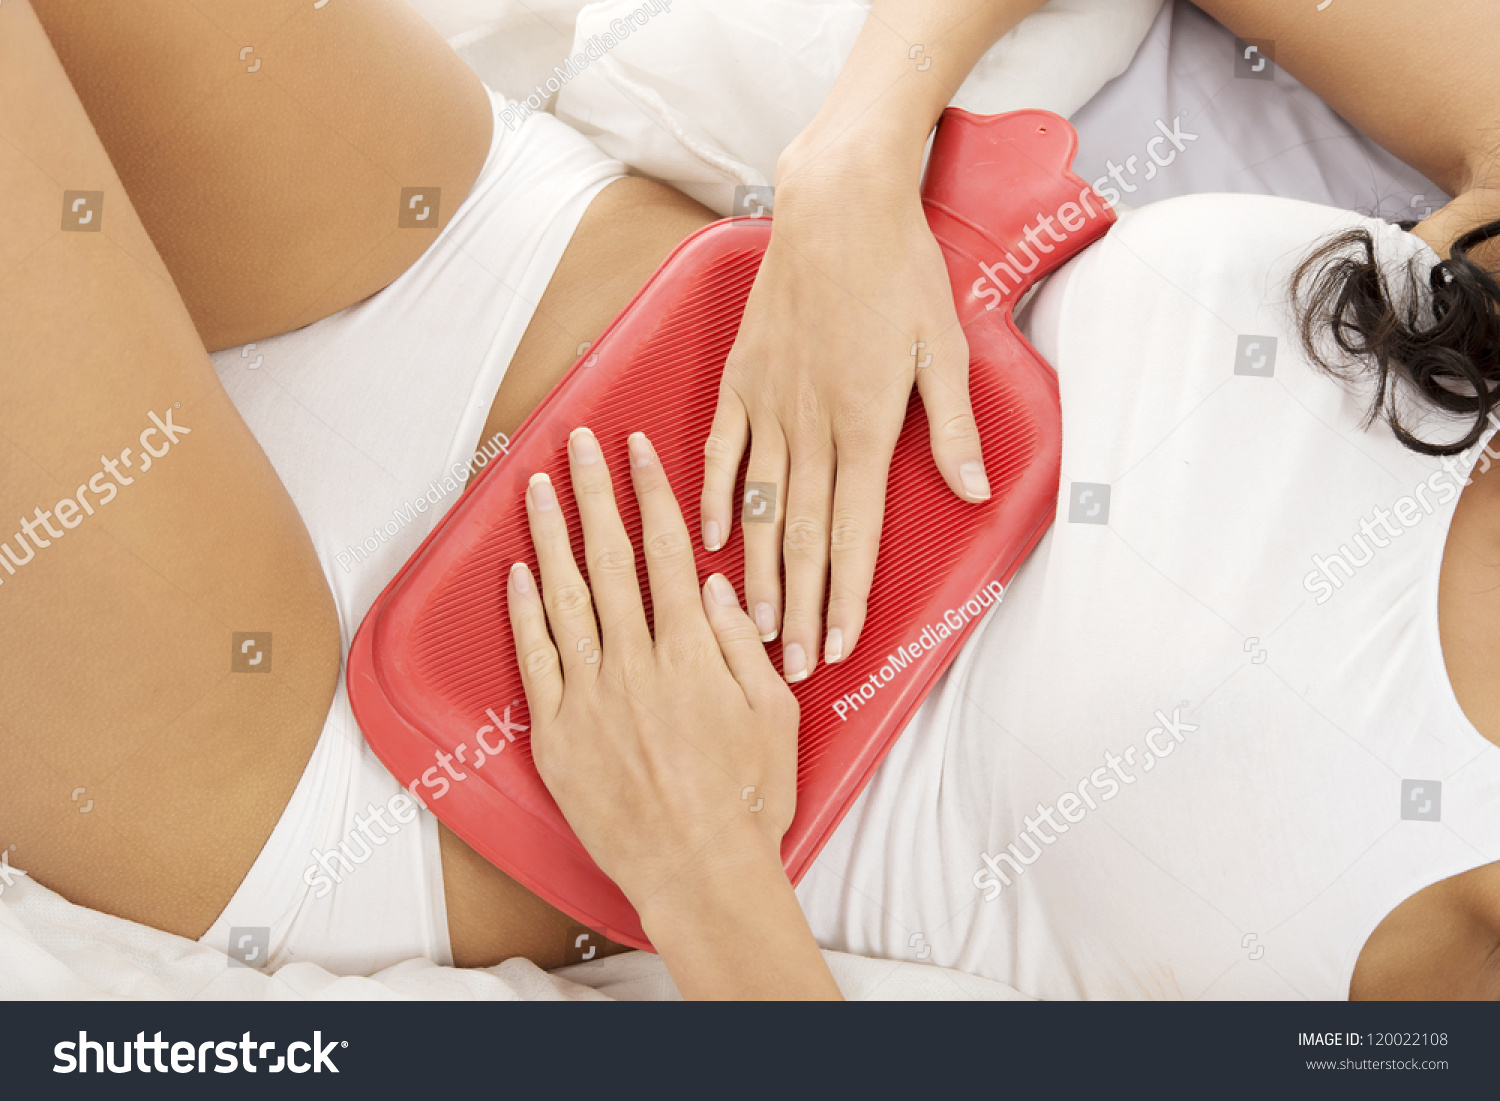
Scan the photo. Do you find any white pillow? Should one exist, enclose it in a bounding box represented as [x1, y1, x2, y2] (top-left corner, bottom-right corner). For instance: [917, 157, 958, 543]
[551, 0, 1163, 213]
[411, 0, 1163, 215]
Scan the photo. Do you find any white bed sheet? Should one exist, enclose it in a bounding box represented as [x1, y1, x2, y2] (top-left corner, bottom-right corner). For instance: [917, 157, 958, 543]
[2, 0, 1445, 1001]
[0, 875, 1027, 1001]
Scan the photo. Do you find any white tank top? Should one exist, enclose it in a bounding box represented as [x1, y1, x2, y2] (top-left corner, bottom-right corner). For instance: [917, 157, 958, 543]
[797, 193, 1500, 999]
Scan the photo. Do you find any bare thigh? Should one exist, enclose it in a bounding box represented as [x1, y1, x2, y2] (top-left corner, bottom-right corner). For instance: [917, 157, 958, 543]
[29, 0, 493, 352]
[0, 0, 340, 938]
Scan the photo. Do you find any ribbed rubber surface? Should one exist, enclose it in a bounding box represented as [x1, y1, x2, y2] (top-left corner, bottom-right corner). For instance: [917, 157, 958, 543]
[406, 249, 1039, 782]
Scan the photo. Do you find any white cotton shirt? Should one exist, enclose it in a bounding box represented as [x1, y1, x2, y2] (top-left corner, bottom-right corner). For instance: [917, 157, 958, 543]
[797, 193, 1500, 1000]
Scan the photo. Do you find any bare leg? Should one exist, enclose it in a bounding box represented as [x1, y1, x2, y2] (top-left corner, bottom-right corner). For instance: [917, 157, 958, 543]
[29, 0, 493, 352]
[0, 0, 341, 939]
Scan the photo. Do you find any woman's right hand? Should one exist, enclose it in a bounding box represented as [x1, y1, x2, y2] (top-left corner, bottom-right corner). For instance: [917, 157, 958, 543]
[506, 427, 840, 999]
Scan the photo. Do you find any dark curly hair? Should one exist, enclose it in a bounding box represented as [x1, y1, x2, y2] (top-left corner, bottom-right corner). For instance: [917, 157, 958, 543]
[1291, 215, 1500, 455]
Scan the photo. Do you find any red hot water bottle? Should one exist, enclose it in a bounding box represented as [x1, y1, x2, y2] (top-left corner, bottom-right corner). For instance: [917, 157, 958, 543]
[347, 108, 1115, 950]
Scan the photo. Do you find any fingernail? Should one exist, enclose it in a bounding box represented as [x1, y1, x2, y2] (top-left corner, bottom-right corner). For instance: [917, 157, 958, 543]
[570, 427, 600, 465]
[627, 432, 652, 468]
[824, 628, 843, 664]
[510, 562, 532, 594]
[703, 518, 722, 552]
[960, 461, 991, 500]
[529, 472, 557, 510]
[783, 642, 808, 683]
[754, 602, 776, 641]
[707, 573, 738, 607]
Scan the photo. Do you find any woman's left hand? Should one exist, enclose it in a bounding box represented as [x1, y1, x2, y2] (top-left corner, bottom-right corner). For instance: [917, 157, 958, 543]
[697, 0, 1049, 684]
[701, 144, 989, 686]
[507, 427, 840, 999]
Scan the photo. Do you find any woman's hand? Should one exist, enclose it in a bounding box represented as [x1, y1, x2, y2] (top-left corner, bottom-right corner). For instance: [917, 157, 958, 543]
[699, 0, 1049, 683]
[507, 427, 840, 999]
[701, 139, 988, 685]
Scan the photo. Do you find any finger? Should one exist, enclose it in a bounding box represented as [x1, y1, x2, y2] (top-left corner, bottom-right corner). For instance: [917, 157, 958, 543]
[506, 561, 563, 723]
[778, 435, 834, 684]
[567, 427, 650, 653]
[914, 329, 990, 503]
[702, 572, 786, 705]
[700, 379, 750, 554]
[739, 414, 788, 649]
[823, 438, 894, 667]
[627, 431, 713, 644]
[526, 471, 602, 681]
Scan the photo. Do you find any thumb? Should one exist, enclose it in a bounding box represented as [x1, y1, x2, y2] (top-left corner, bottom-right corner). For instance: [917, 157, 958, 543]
[914, 331, 989, 502]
